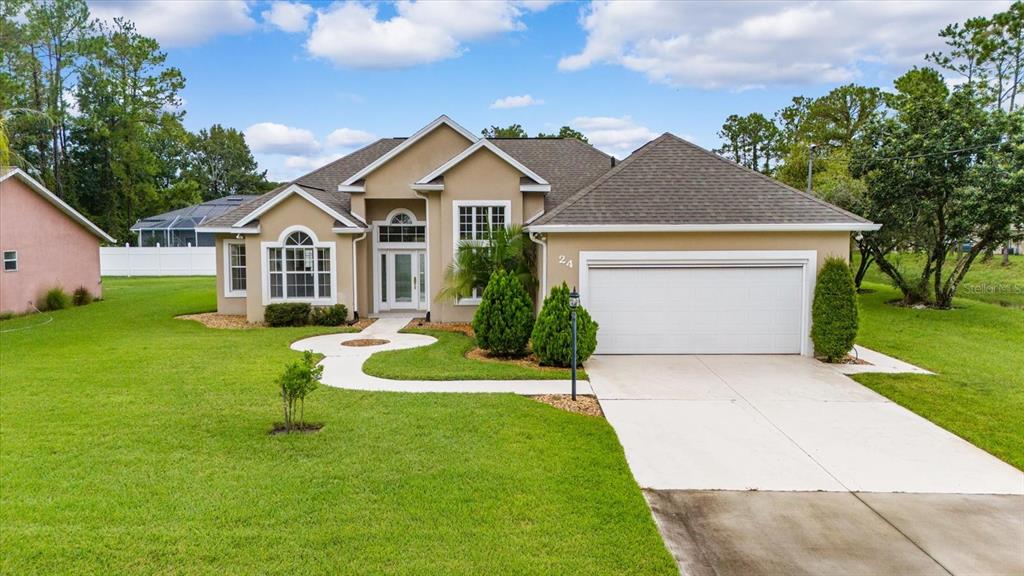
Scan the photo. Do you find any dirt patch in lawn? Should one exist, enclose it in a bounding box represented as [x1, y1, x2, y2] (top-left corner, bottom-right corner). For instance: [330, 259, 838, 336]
[531, 394, 603, 417]
[405, 318, 473, 336]
[177, 313, 263, 329]
[465, 347, 576, 373]
[342, 338, 390, 347]
[269, 422, 323, 435]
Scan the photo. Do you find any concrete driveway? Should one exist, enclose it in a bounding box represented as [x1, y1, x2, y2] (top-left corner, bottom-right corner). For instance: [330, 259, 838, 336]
[587, 355, 1024, 575]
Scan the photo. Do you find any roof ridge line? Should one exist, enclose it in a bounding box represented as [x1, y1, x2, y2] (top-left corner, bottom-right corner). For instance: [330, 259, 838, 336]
[535, 134, 673, 225]
[662, 133, 870, 223]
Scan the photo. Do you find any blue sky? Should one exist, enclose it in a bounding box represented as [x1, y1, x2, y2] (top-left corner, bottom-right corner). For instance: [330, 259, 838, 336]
[89, 1, 1008, 182]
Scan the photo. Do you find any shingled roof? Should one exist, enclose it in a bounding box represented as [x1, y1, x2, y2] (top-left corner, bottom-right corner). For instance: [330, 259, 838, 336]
[531, 133, 873, 228]
[201, 138, 404, 229]
[490, 138, 613, 213]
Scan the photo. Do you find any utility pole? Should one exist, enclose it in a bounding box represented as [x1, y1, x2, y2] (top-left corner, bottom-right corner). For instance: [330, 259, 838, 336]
[807, 143, 817, 194]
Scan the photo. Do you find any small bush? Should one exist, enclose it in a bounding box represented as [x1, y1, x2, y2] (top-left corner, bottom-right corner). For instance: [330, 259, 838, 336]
[277, 350, 323, 433]
[530, 283, 598, 367]
[0, 311, 13, 321]
[310, 304, 348, 326]
[811, 257, 859, 362]
[72, 286, 93, 306]
[264, 303, 311, 327]
[41, 287, 71, 311]
[472, 269, 534, 357]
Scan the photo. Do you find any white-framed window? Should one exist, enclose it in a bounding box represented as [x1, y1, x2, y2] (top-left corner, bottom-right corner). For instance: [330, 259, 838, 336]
[223, 241, 246, 297]
[262, 227, 336, 304]
[377, 209, 426, 245]
[2, 250, 17, 272]
[452, 201, 512, 303]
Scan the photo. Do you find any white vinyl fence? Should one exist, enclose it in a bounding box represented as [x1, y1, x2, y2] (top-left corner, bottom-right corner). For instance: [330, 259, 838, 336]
[101, 245, 216, 276]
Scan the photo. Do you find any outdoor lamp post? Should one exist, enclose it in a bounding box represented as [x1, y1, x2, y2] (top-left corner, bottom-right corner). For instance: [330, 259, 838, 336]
[569, 287, 580, 401]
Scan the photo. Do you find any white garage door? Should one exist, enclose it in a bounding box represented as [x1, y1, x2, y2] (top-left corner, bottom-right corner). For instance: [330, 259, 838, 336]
[587, 266, 805, 354]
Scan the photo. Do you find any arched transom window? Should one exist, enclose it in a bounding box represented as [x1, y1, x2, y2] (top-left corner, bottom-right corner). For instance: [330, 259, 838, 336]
[378, 210, 425, 244]
[267, 230, 332, 299]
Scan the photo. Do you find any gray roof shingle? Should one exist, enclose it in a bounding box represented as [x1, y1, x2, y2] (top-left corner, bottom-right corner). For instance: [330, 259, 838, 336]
[489, 138, 613, 212]
[533, 133, 870, 226]
[202, 138, 404, 229]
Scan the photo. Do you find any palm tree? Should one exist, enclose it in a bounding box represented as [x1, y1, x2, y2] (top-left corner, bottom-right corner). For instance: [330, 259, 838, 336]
[0, 107, 51, 173]
[439, 223, 536, 302]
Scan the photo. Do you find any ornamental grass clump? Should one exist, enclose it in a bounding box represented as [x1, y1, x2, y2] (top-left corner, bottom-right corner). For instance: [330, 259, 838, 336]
[277, 350, 323, 433]
[41, 287, 71, 311]
[472, 269, 534, 357]
[530, 283, 598, 367]
[811, 257, 860, 362]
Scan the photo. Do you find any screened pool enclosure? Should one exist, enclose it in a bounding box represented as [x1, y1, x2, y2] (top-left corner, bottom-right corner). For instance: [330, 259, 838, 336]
[130, 195, 257, 247]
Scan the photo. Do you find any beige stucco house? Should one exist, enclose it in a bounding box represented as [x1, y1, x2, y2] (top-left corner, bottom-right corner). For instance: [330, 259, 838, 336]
[1, 168, 114, 314]
[199, 116, 878, 356]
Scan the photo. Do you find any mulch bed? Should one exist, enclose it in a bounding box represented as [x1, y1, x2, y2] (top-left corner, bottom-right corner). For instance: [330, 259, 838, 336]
[404, 318, 474, 336]
[465, 347, 572, 373]
[177, 313, 263, 329]
[350, 318, 377, 331]
[269, 423, 323, 435]
[531, 395, 603, 417]
[819, 354, 871, 366]
[342, 338, 390, 347]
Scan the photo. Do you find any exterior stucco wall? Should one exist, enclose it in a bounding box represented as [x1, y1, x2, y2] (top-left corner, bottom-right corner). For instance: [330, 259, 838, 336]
[430, 148, 527, 322]
[359, 124, 471, 206]
[0, 177, 103, 314]
[541, 231, 852, 296]
[214, 236, 247, 315]
[524, 193, 545, 223]
[214, 193, 356, 322]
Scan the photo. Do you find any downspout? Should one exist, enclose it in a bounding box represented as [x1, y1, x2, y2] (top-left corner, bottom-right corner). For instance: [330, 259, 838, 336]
[529, 231, 547, 314]
[414, 189, 432, 321]
[352, 231, 367, 319]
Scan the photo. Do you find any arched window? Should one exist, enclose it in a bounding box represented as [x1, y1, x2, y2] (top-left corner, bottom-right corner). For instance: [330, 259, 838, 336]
[267, 228, 332, 300]
[285, 231, 313, 246]
[378, 210, 425, 244]
[390, 212, 413, 225]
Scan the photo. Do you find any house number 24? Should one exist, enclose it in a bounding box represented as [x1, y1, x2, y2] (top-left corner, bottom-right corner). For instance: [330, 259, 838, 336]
[558, 255, 574, 268]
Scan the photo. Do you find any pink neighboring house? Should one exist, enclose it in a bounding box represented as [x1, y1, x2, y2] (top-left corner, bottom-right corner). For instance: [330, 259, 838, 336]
[1, 168, 115, 314]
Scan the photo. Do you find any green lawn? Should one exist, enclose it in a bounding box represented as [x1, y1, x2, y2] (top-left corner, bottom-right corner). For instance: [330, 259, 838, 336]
[0, 277, 674, 575]
[363, 328, 586, 381]
[858, 253, 1024, 308]
[854, 282, 1024, 470]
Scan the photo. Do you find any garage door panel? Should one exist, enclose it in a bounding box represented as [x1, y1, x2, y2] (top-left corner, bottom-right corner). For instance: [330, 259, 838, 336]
[588, 266, 804, 354]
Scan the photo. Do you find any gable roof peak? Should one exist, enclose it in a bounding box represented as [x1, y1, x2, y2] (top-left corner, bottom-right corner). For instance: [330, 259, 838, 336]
[339, 115, 477, 189]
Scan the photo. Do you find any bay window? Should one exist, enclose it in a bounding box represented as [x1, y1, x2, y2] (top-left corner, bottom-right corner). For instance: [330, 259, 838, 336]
[265, 230, 334, 303]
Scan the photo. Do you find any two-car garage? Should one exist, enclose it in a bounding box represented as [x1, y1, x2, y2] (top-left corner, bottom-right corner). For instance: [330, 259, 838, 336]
[579, 251, 816, 356]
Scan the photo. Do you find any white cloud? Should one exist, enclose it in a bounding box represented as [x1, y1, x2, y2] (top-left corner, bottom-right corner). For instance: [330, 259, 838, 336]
[325, 128, 377, 148]
[283, 153, 345, 172]
[490, 94, 544, 109]
[560, 1, 1010, 89]
[244, 122, 320, 155]
[306, 1, 546, 68]
[262, 1, 314, 33]
[573, 116, 660, 157]
[88, 0, 255, 47]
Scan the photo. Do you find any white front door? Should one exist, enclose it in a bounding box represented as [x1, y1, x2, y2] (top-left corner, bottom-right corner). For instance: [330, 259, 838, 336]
[379, 251, 426, 311]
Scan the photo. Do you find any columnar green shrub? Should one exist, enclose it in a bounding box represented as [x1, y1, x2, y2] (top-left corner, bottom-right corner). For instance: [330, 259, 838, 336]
[811, 257, 859, 362]
[311, 304, 348, 326]
[264, 303, 311, 327]
[472, 269, 534, 357]
[530, 283, 598, 367]
[41, 287, 71, 311]
[277, 350, 323, 432]
[72, 286, 93, 306]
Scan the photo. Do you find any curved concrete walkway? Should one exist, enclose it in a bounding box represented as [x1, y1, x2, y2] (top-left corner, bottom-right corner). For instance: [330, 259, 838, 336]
[291, 316, 591, 395]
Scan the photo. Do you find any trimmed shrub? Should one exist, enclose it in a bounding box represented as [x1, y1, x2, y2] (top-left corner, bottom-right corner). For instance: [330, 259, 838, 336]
[41, 287, 71, 311]
[72, 286, 93, 306]
[530, 283, 598, 367]
[264, 303, 311, 327]
[811, 257, 859, 362]
[472, 269, 534, 357]
[311, 304, 348, 326]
